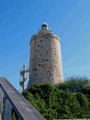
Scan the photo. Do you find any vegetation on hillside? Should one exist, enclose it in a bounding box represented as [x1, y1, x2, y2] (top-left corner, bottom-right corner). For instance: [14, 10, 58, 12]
[23, 77, 90, 120]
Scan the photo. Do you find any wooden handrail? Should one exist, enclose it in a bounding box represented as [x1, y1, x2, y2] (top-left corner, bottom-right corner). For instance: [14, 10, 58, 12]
[0, 78, 45, 120]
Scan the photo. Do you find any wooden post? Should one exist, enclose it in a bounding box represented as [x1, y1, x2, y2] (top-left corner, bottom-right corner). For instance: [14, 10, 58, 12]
[3, 98, 12, 120]
[0, 88, 4, 119]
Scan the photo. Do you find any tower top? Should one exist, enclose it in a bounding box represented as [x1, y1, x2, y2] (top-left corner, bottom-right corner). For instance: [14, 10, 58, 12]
[41, 22, 48, 30]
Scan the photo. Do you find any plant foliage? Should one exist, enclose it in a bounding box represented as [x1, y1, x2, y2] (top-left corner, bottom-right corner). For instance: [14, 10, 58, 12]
[23, 77, 90, 120]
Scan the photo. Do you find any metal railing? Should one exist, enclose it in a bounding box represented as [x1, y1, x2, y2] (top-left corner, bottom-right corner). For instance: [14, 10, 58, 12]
[0, 77, 45, 120]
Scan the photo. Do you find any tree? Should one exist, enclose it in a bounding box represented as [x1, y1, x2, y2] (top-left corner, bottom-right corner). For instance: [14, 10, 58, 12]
[57, 76, 90, 92]
[23, 78, 90, 119]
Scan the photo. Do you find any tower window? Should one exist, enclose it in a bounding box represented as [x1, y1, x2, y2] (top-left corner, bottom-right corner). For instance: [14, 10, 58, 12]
[39, 64, 41, 66]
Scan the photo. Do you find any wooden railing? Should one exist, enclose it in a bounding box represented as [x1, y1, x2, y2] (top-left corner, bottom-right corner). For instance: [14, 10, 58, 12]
[0, 78, 45, 120]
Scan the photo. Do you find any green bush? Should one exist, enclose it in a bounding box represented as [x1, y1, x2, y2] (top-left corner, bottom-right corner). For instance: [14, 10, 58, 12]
[57, 76, 90, 92]
[23, 77, 90, 119]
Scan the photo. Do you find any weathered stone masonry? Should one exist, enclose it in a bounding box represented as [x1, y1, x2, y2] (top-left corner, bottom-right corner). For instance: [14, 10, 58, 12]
[28, 23, 64, 87]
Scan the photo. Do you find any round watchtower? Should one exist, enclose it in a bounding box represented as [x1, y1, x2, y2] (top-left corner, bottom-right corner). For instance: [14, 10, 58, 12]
[28, 23, 64, 88]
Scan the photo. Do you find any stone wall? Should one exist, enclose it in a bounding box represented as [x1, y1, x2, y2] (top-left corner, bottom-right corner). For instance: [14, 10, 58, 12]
[28, 29, 64, 87]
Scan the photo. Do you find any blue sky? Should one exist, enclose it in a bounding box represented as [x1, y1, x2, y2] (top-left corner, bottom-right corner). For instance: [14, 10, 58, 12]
[0, 0, 90, 90]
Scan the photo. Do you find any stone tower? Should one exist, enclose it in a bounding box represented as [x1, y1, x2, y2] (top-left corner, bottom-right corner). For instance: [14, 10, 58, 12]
[28, 23, 64, 88]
